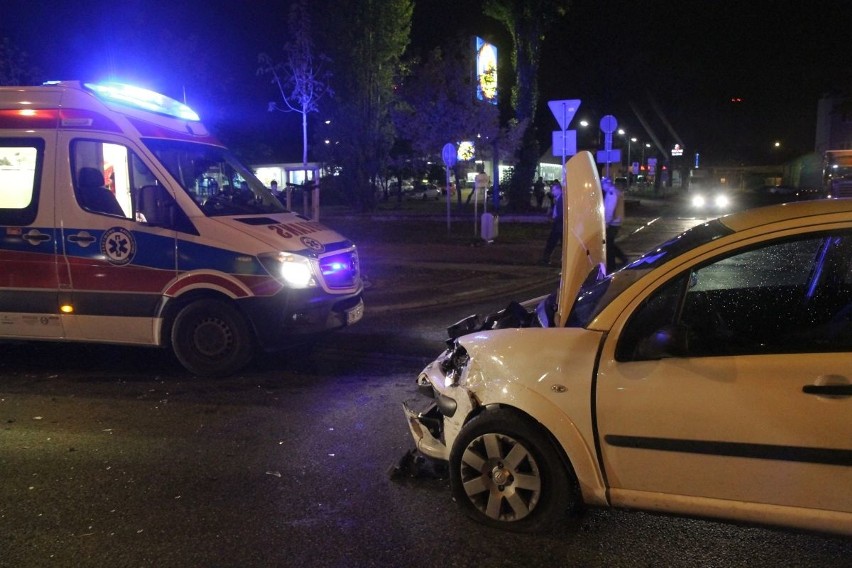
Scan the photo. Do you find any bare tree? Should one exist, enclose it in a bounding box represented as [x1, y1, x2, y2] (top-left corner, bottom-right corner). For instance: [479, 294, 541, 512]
[258, 0, 332, 180]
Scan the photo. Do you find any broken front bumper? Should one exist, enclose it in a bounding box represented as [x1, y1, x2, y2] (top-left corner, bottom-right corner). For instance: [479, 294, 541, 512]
[402, 358, 476, 461]
[402, 398, 448, 461]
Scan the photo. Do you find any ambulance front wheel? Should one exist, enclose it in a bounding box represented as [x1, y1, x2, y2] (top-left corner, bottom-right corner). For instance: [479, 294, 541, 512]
[171, 299, 254, 377]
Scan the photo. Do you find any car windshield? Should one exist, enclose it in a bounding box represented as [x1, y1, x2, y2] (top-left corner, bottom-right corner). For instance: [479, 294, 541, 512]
[567, 218, 734, 327]
[143, 139, 286, 217]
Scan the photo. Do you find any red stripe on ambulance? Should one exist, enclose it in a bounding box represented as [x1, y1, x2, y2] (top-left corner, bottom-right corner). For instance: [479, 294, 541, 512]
[164, 272, 253, 298]
[268, 221, 324, 239]
[0, 109, 122, 132]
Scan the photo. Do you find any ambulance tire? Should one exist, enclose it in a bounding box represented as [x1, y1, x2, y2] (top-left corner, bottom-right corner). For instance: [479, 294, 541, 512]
[171, 299, 254, 377]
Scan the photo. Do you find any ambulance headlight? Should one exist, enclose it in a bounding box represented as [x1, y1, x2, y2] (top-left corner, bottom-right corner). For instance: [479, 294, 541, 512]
[260, 252, 317, 288]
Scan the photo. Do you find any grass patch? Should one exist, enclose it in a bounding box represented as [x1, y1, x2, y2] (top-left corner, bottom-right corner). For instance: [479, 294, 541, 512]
[324, 217, 550, 246]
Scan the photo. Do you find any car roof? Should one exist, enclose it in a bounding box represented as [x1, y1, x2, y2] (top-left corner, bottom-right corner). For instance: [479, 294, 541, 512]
[718, 198, 852, 233]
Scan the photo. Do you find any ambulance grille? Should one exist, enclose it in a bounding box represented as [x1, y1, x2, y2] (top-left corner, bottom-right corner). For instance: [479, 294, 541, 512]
[318, 250, 359, 289]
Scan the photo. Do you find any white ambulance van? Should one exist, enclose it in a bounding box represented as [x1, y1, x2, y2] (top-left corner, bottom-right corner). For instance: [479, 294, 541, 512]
[0, 81, 363, 376]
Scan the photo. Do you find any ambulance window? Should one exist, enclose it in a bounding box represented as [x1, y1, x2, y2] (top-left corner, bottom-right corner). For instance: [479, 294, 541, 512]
[143, 139, 285, 216]
[0, 139, 43, 226]
[72, 140, 132, 218]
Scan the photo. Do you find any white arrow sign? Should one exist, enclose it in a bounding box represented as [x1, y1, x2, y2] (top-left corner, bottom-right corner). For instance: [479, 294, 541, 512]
[548, 99, 581, 131]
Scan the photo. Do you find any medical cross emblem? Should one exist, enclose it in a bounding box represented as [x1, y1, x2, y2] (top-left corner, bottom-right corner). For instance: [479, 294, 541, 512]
[100, 227, 136, 266]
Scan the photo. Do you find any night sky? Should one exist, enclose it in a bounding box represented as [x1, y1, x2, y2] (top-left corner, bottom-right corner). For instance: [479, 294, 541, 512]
[3, 0, 849, 164]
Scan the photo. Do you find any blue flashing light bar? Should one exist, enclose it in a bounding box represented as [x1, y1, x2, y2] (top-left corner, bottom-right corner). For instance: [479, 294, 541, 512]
[82, 82, 200, 121]
[321, 261, 349, 275]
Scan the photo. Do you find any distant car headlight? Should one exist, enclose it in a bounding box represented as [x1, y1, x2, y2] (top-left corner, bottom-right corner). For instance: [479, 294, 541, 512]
[259, 252, 317, 288]
[715, 194, 729, 208]
[691, 194, 706, 208]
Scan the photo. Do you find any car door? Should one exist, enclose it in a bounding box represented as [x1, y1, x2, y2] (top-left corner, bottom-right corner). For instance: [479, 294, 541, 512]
[0, 136, 66, 338]
[58, 134, 178, 344]
[595, 230, 852, 515]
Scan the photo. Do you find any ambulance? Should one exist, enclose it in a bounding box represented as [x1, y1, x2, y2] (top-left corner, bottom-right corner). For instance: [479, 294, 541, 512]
[0, 81, 364, 376]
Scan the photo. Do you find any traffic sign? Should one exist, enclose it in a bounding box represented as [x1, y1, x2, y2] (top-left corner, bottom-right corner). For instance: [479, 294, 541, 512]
[599, 115, 617, 134]
[596, 150, 621, 164]
[441, 143, 457, 168]
[552, 130, 577, 156]
[548, 99, 581, 131]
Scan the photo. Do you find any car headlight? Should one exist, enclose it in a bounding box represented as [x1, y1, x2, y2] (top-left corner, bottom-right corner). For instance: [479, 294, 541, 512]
[260, 252, 317, 288]
[691, 194, 706, 208]
[714, 194, 729, 208]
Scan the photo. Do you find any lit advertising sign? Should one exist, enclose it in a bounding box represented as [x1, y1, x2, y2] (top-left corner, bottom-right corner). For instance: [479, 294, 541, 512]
[671, 143, 684, 157]
[475, 37, 498, 104]
[457, 141, 475, 161]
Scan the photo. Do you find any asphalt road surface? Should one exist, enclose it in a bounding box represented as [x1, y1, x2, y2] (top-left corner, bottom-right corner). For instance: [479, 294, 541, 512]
[1, 211, 849, 567]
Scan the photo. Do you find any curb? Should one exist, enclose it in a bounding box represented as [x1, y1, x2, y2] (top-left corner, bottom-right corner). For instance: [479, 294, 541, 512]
[363, 262, 560, 313]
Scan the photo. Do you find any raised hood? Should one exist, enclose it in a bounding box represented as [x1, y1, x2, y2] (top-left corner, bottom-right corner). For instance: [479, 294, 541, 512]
[555, 152, 606, 327]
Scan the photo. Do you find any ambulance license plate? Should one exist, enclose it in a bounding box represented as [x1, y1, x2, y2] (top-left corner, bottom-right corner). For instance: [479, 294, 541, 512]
[346, 301, 364, 325]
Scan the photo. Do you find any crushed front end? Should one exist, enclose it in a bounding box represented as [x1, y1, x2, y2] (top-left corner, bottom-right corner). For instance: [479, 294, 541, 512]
[402, 340, 477, 460]
[403, 300, 544, 460]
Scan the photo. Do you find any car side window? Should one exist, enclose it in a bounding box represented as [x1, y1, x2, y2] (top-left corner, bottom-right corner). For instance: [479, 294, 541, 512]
[618, 232, 852, 361]
[72, 140, 133, 218]
[0, 139, 43, 226]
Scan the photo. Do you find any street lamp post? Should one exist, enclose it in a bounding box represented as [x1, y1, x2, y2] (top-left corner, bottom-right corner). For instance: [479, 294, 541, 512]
[627, 137, 637, 186]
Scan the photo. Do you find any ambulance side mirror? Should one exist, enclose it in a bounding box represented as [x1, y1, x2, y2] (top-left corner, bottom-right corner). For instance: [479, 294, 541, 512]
[137, 185, 173, 227]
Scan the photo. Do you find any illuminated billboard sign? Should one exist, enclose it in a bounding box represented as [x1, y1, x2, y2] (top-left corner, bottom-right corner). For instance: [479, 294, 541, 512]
[475, 37, 498, 104]
[457, 141, 475, 161]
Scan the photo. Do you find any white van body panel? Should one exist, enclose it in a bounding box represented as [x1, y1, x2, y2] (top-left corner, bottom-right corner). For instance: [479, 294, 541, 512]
[0, 81, 363, 374]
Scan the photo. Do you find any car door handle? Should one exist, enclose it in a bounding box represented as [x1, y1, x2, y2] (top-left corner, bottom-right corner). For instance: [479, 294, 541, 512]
[67, 231, 97, 247]
[23, 229, 52, 246]
[802, 384, 852, 396]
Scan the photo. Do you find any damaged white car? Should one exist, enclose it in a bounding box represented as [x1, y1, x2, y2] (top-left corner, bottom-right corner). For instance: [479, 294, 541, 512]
[403, 151, 852, 535]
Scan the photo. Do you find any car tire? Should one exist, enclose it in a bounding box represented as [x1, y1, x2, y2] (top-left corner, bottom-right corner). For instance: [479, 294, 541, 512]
[449, 407, 578, 532]
[171, 299, 254, 377]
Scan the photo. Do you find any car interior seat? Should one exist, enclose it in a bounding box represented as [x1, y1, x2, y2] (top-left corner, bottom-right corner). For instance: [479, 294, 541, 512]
[77, 167, 125, 216]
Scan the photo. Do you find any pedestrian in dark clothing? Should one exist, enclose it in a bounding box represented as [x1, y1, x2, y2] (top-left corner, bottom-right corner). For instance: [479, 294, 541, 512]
[603, 177, 628, 271]
[540, 181, 563, 265]
[533, 176, 545, 209]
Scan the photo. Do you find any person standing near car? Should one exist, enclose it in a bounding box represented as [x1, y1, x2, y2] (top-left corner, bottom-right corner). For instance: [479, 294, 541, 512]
[533, 176, 546, 210]
[604, 177, 628, 271]
[467, 167, 490, 205]
[540, 180, 563, 265]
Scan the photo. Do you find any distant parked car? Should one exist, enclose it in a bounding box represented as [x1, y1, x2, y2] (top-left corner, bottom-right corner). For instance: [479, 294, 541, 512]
[405, 182, 441, 201]
[733, 185, 801, 209]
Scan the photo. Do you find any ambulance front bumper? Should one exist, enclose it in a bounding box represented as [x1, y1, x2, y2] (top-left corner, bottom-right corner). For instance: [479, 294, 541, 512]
[240, 287, 364, 349]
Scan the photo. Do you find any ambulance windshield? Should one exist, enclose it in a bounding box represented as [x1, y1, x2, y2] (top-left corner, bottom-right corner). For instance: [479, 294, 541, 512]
[144, 139, 286, 217]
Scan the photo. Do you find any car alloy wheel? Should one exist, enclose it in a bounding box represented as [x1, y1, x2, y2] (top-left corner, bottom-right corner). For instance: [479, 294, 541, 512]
[449, 408, 578, 532]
